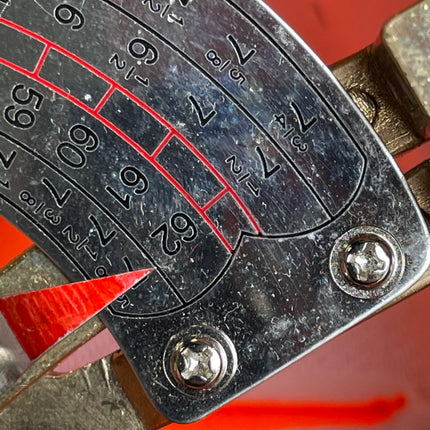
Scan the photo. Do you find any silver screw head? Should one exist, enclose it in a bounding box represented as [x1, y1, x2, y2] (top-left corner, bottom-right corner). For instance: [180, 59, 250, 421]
[344, 239, 392, 287]
[171, 337, 224, 389]
[330, 226, 403, 299]
[165, 327, 237, 395]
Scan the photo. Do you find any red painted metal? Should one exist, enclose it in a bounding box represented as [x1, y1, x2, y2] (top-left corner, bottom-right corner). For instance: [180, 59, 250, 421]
[0, 269, 152, 360]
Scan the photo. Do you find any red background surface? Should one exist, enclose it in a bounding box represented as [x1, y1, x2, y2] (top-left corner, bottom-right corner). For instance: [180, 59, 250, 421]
[2, 0, 430, 429]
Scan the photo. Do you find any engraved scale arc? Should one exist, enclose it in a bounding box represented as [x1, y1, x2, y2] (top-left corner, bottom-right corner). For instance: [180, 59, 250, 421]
[0, 3, 425, 425]
[0, 28, 236, 311]
[101, 111, 233, 251]
[0, 54, 335, 319]
[0, 2, 367, 319]
[225, 0, 368, 215]
[0, 17, 262, 247]
[0, 127, 187, 307]
[100, 0, 346, 220]
[0, 47, 241, 316]
[0, 52, 189, 306]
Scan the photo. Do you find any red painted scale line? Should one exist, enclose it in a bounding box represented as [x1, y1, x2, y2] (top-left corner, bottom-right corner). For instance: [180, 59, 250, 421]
[0, 34, 231, 250]
[0, 17, 262, 239]
[0, 53, 233, 252]
[97, 114, 234, 252]
[150, 129, 176, 159]
[202, 188, 229, 212]
[0, 18, 170, 129]
[94, 84, 115, 114]
[172, 130, 262, 233]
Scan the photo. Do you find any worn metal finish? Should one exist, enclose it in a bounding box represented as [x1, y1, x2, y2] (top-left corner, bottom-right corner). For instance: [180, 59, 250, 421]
[382, 0, 430, 138]
[0, 347, 22, 394]
[0, 246, 68, 297]
[0, 316, 104, 411]
[0, 355, 147, 430]
[0, 0, 429, 425]
[331, 0, 430, 299]
[333, 0, 430, 154]
[407, 160, 430, 219]
[111, 351, 169, 430]
[332, 48, 422, 156]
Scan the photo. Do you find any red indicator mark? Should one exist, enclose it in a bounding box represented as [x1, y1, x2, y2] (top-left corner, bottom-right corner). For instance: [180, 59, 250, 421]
[0, 18, 262, 244]
[202, 188, 229, 212]
[32, 44, 50, 76]
[94, 84, 115, 114]
[167, 396, 406, 430]
[0, 269, 152, 360]
[151, 129, 176, 159]
[0, 217, 33, 269]
[100, 115, 233, 252]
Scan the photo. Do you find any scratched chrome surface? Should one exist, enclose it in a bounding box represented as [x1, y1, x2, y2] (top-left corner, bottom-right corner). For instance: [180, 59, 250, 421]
[0, 356, 146, 430]
[0, 0, 428, 423]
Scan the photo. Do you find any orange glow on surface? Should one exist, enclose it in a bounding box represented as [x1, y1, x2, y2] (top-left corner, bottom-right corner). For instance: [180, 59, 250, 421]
[0, 269, 152, 359]
[167, 397, 407, 430]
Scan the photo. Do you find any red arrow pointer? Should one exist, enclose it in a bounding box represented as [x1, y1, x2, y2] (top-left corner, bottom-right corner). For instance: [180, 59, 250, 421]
[0, 269, 152, 360]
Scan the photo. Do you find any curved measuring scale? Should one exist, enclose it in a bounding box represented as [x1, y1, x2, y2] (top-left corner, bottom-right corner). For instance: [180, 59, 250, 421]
[0, 0, 427, 423]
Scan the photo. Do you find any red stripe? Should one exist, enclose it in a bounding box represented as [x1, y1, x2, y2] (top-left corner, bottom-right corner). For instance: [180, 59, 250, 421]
[176, 132, 262, 233]
[0, 17, 261, 237]
[150, 159, 234, 252]
[96, 114, 234, 251]
[0, 57, 233, 252]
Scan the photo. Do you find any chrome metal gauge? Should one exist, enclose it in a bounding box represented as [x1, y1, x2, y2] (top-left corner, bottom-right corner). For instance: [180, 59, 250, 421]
[0, 0, 428, 423]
